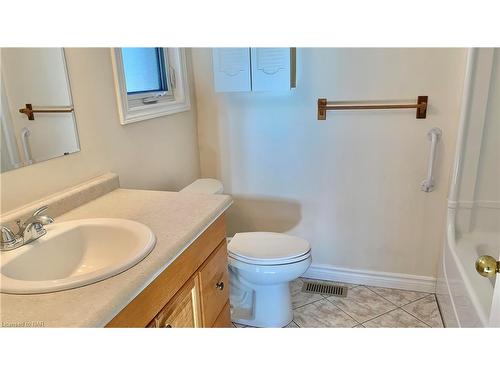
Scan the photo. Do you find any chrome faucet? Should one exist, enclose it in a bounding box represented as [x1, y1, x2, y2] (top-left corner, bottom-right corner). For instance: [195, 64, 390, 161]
[0, 205, 54, 251]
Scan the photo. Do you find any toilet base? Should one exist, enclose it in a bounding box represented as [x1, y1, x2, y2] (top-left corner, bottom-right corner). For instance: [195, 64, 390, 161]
[231, 282, 293, 328]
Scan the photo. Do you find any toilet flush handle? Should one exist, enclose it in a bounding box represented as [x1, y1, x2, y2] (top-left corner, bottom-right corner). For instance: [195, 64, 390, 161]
[216, 281, 224, 290]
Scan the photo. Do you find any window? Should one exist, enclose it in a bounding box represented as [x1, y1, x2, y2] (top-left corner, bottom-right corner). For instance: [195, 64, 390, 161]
[122, 48, 168, 94]
[111, 48, 190, 125]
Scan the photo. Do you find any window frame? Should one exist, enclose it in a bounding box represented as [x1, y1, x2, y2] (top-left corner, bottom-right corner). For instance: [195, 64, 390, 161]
[111, 47, 190, 125]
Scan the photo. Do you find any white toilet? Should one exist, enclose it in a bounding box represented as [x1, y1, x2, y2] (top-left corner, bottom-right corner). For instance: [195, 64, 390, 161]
[180, 179, 312, 327]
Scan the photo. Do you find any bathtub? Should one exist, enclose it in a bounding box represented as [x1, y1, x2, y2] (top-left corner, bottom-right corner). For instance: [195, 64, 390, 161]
[437, 208, 500, 327]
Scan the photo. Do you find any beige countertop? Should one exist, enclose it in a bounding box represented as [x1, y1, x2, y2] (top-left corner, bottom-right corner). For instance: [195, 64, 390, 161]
[0, 188, 232, 327]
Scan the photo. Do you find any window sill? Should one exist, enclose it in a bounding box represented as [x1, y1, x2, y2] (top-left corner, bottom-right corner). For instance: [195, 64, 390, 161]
[120, 99, 191, 124]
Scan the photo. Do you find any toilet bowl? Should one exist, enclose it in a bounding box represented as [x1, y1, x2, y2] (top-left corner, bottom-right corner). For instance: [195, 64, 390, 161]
[228, 232, 311, 327]
[180, 179, 312, 327]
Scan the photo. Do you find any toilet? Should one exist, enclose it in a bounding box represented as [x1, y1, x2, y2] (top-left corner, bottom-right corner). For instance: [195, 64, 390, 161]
[180, 179, 312, 327]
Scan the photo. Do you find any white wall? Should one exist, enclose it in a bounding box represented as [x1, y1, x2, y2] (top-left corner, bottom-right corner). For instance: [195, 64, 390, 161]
[192, 48, 467, 278]
[1, 48, 200, 212]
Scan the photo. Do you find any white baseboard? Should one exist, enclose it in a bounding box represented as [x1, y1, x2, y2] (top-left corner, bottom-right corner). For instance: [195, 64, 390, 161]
[303, 264, 437, 293]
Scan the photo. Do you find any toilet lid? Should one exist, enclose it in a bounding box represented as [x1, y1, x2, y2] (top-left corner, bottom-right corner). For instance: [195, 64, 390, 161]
[228, 232, 310, 262]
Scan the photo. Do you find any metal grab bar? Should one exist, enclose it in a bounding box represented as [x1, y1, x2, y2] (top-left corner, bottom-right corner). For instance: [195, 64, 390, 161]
[421, 127, 442, 192]
[317, 96, 428, 120]
[20, 127, 33, 166]
[19, 103, 74, 121]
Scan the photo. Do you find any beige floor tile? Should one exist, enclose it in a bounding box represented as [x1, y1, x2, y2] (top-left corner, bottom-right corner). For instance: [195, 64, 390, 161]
[293, 299, 358, 328]
[402, 295, 443, 328]
[363, 309, 428, 328]
[233, 285, 443, 329]
[327, 286, 396, 323]
[367, 286, 429, 306]
[290, 278, 324, 309]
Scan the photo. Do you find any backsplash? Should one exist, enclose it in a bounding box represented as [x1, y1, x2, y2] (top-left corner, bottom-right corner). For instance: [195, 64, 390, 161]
[0, 173, 119, 228]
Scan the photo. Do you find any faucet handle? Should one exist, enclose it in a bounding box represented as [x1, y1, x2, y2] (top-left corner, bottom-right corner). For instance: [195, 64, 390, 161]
[1, 226, 23, 250]
[1, 226, 16, 245]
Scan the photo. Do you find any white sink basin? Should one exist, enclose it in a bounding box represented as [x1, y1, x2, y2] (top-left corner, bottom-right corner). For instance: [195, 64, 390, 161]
[0, 218, 156, 294]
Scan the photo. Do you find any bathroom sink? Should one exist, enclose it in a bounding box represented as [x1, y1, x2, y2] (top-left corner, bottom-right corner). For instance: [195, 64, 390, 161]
[0, 218, 156, 294]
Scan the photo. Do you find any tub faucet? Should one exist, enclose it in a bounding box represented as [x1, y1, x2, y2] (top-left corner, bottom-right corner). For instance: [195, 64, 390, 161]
[0, 205, 54, 251]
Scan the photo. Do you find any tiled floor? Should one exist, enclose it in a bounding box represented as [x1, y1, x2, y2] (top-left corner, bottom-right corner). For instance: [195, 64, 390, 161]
[232, 278, 444, 328]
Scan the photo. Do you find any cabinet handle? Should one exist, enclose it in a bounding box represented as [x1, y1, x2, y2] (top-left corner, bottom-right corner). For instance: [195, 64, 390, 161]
[215, 281, 224, 290]
[164, 323, 172, 328]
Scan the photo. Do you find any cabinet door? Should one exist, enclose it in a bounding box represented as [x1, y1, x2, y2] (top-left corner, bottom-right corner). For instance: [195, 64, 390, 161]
[199, 241, 230, 327]
[212, 302, 232, 328]
[250, 48, 292, 91]
[212, 48, 251, 92]
[149, 277, 201, 328]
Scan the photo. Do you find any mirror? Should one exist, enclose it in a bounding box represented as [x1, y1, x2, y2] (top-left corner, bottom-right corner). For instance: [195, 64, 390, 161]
[1, 48, 80, 172]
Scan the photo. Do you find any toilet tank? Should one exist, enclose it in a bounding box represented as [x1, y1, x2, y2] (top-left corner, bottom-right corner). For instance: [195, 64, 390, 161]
[180, 179, 224, 194]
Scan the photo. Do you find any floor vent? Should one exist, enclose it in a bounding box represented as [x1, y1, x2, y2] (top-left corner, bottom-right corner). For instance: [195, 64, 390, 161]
[301, 281, 348, 297]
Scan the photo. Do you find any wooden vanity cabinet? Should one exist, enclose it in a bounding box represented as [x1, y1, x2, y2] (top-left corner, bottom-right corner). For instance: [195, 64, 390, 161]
[147, 276, 201, 328]
[106, 215, 232, 328]
[212, 302, 232, 328]
[199, 241, 230, 327]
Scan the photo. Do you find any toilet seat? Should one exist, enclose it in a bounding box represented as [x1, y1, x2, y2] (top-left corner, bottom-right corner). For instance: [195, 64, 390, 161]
[228, 232, 311, 266]
[228, 250, 311, 266]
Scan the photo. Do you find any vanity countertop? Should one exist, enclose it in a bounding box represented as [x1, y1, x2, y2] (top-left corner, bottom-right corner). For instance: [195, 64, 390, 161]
[0, 188, 232, 327]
